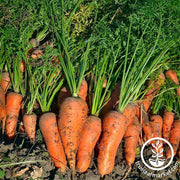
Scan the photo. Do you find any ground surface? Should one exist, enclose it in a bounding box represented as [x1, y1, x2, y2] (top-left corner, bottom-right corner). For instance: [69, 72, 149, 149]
[0, 133, 179, 180]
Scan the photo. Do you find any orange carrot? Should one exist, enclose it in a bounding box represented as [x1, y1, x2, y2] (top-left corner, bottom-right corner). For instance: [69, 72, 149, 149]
[124, 116, 141, 166]
[31, 49, 44, 60]
[150, 115, 163, 138]
[139, 105, 153, 141]
[100, 83, 120, 117]
[142, 72, 165, 111]
[23, 113, 37, 143]
[166, 120, 180, 159]
[76, 115, 101, 173]
[165, 69, 179, 85]
[6, 92, 23, 139]
[58, 97, 88, 173]
[0, 71, 10, 93]
[123, 102, 136, 125]
[97, 111, 128, 177]
[162, 111, 174, 141]
[78, 79, 88, 101]
[165, 69, 180, 96]
[20, 60, 25, 73]
[39, 112, 67, 172]
[0, 86, 6, 134]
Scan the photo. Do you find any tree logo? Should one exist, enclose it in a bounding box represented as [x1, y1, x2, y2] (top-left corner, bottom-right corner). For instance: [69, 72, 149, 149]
[141, 137, 174, 171]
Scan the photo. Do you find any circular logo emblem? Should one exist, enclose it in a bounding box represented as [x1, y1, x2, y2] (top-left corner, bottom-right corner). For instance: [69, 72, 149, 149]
[141, 137, 174, 171]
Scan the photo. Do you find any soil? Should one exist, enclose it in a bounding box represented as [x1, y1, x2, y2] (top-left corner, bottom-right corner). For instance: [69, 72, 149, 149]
[0, 132, 179, 180]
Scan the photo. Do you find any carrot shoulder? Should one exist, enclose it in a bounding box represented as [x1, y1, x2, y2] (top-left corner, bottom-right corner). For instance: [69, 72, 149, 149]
[0, 86, 6, 134]
[162, 111, 174, 141]
[123, 102, 136, 126]
[0, 71, 10, 93]
[58, 97, 88, 173]
[166, 120, 180, 159]
[6, 92, 23, 139]
[124, 116, 141, 166]
[39, 112, 67, 172]
[77, 115, 101, 173]
[97, 111, 128, 177]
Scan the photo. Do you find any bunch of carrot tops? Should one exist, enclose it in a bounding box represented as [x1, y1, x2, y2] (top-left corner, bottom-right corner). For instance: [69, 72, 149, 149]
[0, 0, 180, 179]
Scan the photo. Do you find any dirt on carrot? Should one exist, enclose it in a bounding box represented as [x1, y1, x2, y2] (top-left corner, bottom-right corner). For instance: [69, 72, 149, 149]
[6, 92, 23, 139]
[77, 115, 101, 173]
[39, 112, 67, 172]
[58, 97, 88, 174]
[97, 110, 128, 177]
[0, 86, 6, 134]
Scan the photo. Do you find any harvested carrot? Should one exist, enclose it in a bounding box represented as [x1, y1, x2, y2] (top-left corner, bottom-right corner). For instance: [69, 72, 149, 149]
[97, 111, 128, 177]
[124, 116, 141, 166]
[162, 111, 174, 141]
[140, 105, 153, 141]
[6, 92, 23, 139]
[39, 112, 67, 172]
[23, 113, 37, 143]
[20, 60, 25, 73]
[100, 83, 121, 117]
[78, 79, 88, 101]
[165, 69, 180, 96]
[0, 71, 10, 93]
[58, 97, 88, 173]
[150, 115, 163, 138]
[165, 69, 179, 84]
[142, 72, 165, 111]
[31, 49, 43, 60]
[0, 86, 6, 134]
[123, 102, 136, 125]
[77, 115, 101, 173]
[166, 120, 180, 159]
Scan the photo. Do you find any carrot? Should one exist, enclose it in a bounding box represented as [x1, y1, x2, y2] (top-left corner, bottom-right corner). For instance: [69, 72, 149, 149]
[124, 116, 141, 166]
[23, 113, 37, 143]
[100, 83, 121, 117]
[58, 97, 88, 173]
[139, 105, 153, 141]
[78, 79, 88, 101]
[20, 60, 25, 73]
[123, 102, 136, 125]
[39, 112, 67, 172]
[165, 69, 180, 96]
[6, 92, 23, 139]
[150, 115, 163, 138]
[76, 115, 101, 173]
[142, 72, 165, 111]
[166, 120, 180, 159]
[149, 115, 163, 153]
[0, 86, 6, 134]
[162, 111, 174, 141]
[97, 111, 128, 177]
[31, 49, 44, 60]
[165, 69, 179, 85]
[0, 71, 10, 93]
